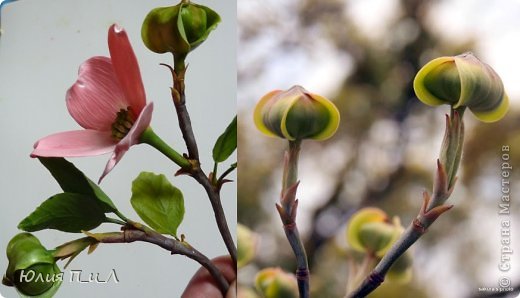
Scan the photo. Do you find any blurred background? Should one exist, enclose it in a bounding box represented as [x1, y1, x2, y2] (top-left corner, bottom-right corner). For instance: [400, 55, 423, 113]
[237, 0, 520, 297]
[0, 0, 236, 297]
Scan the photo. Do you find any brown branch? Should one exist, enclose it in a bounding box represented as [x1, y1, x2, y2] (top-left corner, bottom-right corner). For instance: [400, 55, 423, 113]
[87, 227, 230, 294]
[161, 62, 237, 267]
[192, 168, 237, 266]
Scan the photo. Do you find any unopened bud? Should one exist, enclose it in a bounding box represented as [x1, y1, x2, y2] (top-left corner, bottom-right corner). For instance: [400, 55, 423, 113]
[346, 208, 402, 256]
[254, 85, 340, 141]
[414, 52, 509, 122]
[237, 223, 258, 269]
[141, 0, 220, 57]
[3, 233, 62, 297]
[255, 267, 298, 298]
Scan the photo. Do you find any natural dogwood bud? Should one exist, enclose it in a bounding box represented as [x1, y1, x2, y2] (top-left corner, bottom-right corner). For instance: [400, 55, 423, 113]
[254, 85, 340, 141]
[141, 0, 220, 57]
[237, 223, 258, 269]
[346, 208, 402, 257]
[414, 52, 509, 122]
[255, 267, 298, 298]
[3, 233, 62, 297]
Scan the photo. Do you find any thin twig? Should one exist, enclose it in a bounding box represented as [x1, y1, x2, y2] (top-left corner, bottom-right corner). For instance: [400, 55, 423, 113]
[347, 110, 464, 297]
[276, 140, 310, 298]
[162, 61, 237, 266]
[192, 168, 237, 266]
[160, 62, 199, 161]
[87, 227, 230, 294]
[173, 94, 200, 161]
[217, 163, 237, 185]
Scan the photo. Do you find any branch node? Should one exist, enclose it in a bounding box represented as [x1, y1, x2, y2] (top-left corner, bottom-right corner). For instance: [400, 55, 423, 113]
[296, 268, 309, 280]
[368, 271, 385, 286]
[284, 222, 296, 230]
[412, 218, 427, 234]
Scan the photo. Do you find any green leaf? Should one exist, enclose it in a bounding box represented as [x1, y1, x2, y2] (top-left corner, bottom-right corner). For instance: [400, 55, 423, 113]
[38, 157, 117, 213]
[212, 116, 237, 163]
[18, 193, 107, 233]
[130, 172, 185, 237]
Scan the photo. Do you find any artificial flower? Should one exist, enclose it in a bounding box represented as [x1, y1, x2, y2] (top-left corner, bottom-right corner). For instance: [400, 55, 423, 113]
[31, 24, 153, 182]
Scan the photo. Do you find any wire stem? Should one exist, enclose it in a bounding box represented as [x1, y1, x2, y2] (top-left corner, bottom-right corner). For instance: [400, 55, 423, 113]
[162, 60, 237, 267]
[87, 227, 229, 295]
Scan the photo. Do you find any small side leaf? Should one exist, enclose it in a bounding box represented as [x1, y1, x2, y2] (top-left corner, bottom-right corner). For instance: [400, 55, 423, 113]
[53, 237, 99, 268]
[130, 172, 184, 237]
[38, 157, 117, 213]
[212, 116, 237, 163]
[18, 193, 107, 233]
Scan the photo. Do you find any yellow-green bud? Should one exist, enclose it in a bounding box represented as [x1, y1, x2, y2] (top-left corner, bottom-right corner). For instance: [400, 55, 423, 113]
[141, 0, 220, 57]
[255, 267, 298, 298]
[237, 223, 257, 269]
[254, 85, 340, 141]
[414, 52, 509, 122]
[3, 233, 62, 297]
[346, 208, 402, 257]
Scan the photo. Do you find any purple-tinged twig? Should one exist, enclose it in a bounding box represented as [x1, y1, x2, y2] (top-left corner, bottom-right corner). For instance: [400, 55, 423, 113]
[276, 140, 310, 298]
[84, 223, 230, 294]
[161, 62, 237, 267]
[347, 108, 465, 297]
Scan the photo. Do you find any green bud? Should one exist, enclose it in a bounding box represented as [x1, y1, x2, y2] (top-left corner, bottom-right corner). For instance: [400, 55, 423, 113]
[3, 233, 62, 297]
[141, 0, 220, 57]
[237, 223, 257, 269]
[358, 221, 399, 256]
[254, 85, 340, 141]
[346, 208, 402, 256]
[255, 268, 298, 298]
[414, 52, 509, 122]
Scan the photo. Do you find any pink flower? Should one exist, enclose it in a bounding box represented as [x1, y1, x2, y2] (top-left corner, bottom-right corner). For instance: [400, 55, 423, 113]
[31, 24, 154, 183]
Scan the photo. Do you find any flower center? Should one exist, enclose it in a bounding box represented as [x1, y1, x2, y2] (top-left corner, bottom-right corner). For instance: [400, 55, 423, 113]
[111, 107, 135, 141]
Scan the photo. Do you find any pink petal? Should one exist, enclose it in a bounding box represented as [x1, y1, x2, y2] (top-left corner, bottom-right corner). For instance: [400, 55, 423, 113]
[108, 24, 146, 115]
[31, 130, 116, 157]
[98, 102, 154, 183]
[66, 57, 127, 131]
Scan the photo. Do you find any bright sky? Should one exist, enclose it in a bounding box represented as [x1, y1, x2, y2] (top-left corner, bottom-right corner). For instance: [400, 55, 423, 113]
[344, 0, 520, 103]
[239, 0, 520, 108]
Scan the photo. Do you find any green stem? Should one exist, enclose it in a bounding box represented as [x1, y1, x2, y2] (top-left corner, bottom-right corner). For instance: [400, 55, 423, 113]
[440, 107, 465, 190]
[212, 162, 219, 185]
[283, 140, 302, 194]
[105, 217, 126, 225]
[173, 54, 186, 73]
[278, 139, 309, 298]
[429, 106, 465, 210]
[140, 127, 191, 168]
[114, 210, 130, 223]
